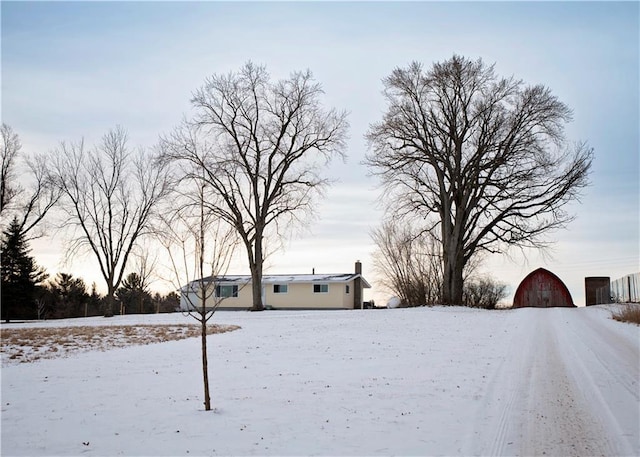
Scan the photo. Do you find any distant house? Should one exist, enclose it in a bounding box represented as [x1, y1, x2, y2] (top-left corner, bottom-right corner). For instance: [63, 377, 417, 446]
[512, 268, 575, 308]
[180, 261, 371, 311]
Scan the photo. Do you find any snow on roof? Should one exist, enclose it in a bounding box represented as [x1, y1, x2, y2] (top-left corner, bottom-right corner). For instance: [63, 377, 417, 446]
[191, 273, 371, 288]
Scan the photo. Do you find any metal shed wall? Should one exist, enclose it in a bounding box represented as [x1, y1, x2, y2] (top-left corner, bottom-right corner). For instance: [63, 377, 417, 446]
[585, 277, 611, 306]
[512, 268, 575, 308]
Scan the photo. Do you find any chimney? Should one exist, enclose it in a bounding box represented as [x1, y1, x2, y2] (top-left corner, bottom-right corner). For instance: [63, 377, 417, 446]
[354, 260, 363, 309]
[312, 267, 315, 275]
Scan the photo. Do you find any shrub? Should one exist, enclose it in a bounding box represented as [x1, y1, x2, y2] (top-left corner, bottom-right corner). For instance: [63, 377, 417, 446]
[611, 303, 640, 325]
[463, 277, 508, 310]
[371, 222, 443, 307]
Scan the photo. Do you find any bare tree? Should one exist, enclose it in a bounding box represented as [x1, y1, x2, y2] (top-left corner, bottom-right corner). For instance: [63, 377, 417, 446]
[371, 221, 443, 307]
[366, 55, 593, 305]
[36, 297, 48, 320]
[49, 126, 171, 316]
[127, 244, 158, 314]
[161, 62, 348, 311]
[1, 124, 60, 238]
[159, 181, 240, 411]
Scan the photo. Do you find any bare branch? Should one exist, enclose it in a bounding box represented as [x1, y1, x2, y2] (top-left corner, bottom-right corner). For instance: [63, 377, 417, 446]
[0, 124, 61, 238]
[0, 124, 21, 215]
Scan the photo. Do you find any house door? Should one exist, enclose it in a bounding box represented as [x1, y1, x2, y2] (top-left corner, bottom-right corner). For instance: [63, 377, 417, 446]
[261, 286, 266, 308]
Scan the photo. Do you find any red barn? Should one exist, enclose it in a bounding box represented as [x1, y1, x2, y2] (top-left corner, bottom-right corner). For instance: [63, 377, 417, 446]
[512, 268, 575, 308]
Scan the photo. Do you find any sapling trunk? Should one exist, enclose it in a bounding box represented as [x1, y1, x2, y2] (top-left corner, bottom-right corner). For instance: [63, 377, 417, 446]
[201, 311, 211, 411]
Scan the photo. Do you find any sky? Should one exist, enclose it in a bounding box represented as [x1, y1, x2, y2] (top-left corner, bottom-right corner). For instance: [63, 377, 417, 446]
[2, 1, 638, 306]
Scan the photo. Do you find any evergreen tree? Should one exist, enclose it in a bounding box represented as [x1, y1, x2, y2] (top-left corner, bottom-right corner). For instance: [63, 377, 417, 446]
[155, 291, 179, 313]
[50, 273, 88, 318]
[1, 217, 47, 321]
[88, 282, 103, 317]
[117, 272, 152, 314]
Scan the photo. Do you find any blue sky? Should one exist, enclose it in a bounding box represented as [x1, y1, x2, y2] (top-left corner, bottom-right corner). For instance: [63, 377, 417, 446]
[2, 1, 638, 306]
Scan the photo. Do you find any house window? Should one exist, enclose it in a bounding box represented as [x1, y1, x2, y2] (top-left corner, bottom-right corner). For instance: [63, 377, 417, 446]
[346, 285, 350, 294]
[273, 284, 288, 294]
[313, 284, 329, 293]
[215, 285, 238, 298]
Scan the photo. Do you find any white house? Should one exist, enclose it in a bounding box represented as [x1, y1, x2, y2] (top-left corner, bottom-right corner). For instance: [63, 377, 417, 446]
[180, 261, 371, 310]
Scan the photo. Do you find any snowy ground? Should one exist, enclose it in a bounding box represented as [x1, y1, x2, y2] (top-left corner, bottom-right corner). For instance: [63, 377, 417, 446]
[1, 305, 638, 456]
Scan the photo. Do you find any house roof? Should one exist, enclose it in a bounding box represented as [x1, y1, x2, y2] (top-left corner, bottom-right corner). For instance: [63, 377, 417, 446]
[191, 273, 371, 289]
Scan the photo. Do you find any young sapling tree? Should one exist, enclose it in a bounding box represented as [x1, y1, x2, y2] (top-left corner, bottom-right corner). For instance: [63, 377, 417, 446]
[160, 182, 240, 411]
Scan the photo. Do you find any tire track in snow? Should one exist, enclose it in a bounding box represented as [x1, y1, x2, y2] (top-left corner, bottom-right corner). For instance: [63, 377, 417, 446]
[567, 308, 639, 400]
[551, 308, 639, 456]
[469, 309, 534, 456]
[472, 308, 635, 456]
[518, 310, 617, 457]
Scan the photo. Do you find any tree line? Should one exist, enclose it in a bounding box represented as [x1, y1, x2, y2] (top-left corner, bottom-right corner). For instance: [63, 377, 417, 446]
[1, 217, 178, 321]
[2, 55, 593, 320]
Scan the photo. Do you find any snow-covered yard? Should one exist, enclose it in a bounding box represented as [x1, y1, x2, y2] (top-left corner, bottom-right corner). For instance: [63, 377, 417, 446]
[1, 306, 638, 456]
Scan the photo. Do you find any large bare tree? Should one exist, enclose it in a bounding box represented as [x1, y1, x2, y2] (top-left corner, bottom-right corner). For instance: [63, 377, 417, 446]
[366, 55, 593, 305]
[161, 62, 348, 311]
[159, 181, 240, 411]
[1, 124, 60, 238]
[50, 126, 171, 316]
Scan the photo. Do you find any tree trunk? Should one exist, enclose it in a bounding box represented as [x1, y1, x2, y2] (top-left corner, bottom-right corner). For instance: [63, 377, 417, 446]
[250, 234, 264, 311]
[443, 256, 453, 305]
[443, 258, 464, 305]
[250, 272, 263, 311]
[442, 233, 465, 306]
[201, 315, 211, 411]
[104, 284, 115, 317]
[451, 262, 464, 305]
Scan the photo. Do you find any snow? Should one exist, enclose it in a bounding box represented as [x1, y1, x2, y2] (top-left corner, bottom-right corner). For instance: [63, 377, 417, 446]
[189, 273, 363, 284]
[1, 305, 638, 456]
[386, 296, 401, 308]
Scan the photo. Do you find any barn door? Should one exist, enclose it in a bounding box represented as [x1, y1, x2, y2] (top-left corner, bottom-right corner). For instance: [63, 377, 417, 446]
[539, 282, 551, 307]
